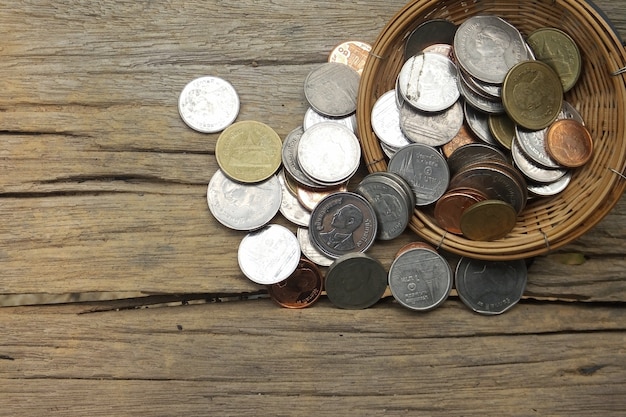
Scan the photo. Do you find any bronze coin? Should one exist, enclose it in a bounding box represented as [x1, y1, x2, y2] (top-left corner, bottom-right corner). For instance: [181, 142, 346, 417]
[460, 200, 517, 241]
[434, 188, 487, 234]
[267, 258, 323, 309]
[545, 119, 593, 168]
[394, 241, 437, 258]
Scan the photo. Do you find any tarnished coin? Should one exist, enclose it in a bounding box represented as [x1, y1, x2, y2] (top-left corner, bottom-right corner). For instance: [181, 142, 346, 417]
[278, 170, 311, 227]
[309, 192, 377, 259]
[388, 143, 450, 206]
[238, 224, 301, 285]
[304, 62, 360, 117]
[502, 60, 563, 130]
[511, 137, 568, 183]
[267, 258, 323, 309]
[434, 188, 487, 234]
[303, 107, 358, 135]
[455, 257, 527, 315]
[399, 99, 464, 147]
[397, 52, 460, 112]
[454, 15, 529, 84]
[328, 40, 372, 76]
[488, 113, 516, 150]
[545, 119, 593, 168]
[296, 227, 334, 267]
[526, 27, 581, 92]
[460, 199, 517, 241]
[281, 126, 324, 189]
[207, 170, 281, 231]
[446, 142, 509, 177]
[404, 19, 458, 60]
[297, 122, 361, 186]
[178, 76, 239, 133]
[388, 247, 453, 312]
[371, 90, 412, 150]
[215, 120, 282, 183]
[325, 253, 387, 309]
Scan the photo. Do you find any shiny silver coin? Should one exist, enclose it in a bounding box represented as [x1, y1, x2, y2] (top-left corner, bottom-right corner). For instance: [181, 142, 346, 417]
[397, 52, 460, 112]
[515, 125, 561, 169]
[207, 169, 281, 231]
[399, 99, 464, 146]
[446, 142, 509, 177]
[281, 126, 325, 189]
[380, 141, 400, 159]
[296, 227, 334, 267]
[460, 67, 502, 99]
[454, 15, 529, 84]
[463, 101, 500, 146]
[178, 76, 240, 133]
[527, 170, 572, 197]
[458, 71, 506, 114]
[371, 90, 412, 149]
[388, 143, 450, 206]
[303, 107, 358, 135]
[404, 19, 458, 60]
[297, 122, 361, 186]
[304, 62, 360, 117]
[511, 137, 568, 183]
[309, 192, 377, 259]
[278, 170, 311, 227]
[325, 253, 388, 309]
[237, 224, 301, 285]
[388, 247, 453, 312]
[455, 257, 527, 315]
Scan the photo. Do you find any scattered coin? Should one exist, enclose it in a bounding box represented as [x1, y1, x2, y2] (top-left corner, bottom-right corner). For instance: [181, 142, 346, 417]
[304, 62, 360, 117]
[328, 40, 372, 75]
[215, 120, 282, 183]
[460, 199, 517, 241]
[325, 253, 387, 309]
[266, 258, 323, 309]
[178, 76, 240, 133]
[281, 126, 325, 189]
[455, 257, 527, 315]
[545, 119, 593, 167]
[238, 224, 301, 285]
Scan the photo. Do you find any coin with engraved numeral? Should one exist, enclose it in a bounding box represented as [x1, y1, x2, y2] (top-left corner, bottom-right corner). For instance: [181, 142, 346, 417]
[178, 76, 239, 133]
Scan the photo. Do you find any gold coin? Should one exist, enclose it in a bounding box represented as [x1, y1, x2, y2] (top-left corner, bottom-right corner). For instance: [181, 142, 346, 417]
[488, 113, 516, 150]
[215, 120, 282, 183]
[526, 27, 582, 93]
[460, 199, 517, 241]
[502, 60, 563, 130]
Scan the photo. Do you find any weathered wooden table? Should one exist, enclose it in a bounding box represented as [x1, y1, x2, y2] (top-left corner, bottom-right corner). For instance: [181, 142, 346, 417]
[1, 1, 625, 415]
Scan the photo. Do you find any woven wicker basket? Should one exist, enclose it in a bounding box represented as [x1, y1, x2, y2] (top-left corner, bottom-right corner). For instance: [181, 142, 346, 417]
[357, 0, 626, 260]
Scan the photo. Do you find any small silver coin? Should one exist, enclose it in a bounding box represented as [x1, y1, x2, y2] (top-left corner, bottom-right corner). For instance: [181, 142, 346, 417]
[388, 247, 453, 311]
[297, 122, 361, 186]
[237, 224, 301, 285]
[309, 192, 377, 259]
[278, 170, 311, 227]
[397, 52, 460, 112]
[527, 171, 572, 197]
[399, 99, 464, 146]
[281, 126, 325, 189]
[463, 101, 500, 146]
[207, 170, 281, 231]
[296, 227, 334, 267]
[511, 137, 568, 183]
[304, 62, 360, 117]
[178, 76, 240, 133]
[387, 143, 450, 206]
[455, 257, 527, 315]
[371, 90, 412, 149]
[303, 107, 358, 135]
[325, 253, 388, 309]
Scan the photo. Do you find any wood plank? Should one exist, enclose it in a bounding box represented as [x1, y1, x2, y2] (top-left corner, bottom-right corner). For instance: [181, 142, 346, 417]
[1, 299, 625, 415]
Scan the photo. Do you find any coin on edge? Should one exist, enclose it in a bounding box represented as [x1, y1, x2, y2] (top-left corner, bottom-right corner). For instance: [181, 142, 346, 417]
[455, 257, 527, 315]
[325, 253, 387, 309]
[178, 76, 239, 133]
[545, 119, 593, 168]
[267, 258, 323, 309]
[216, 120, 283, 183]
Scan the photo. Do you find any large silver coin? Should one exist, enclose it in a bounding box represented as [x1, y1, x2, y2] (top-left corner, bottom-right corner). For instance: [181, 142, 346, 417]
[371, 90, 412, 149]
[309, 192, 377, 259]
[207, 170, 281, 231]
[455, 257, 527, 315]
[388, 247, 453, 311]
[397, 52, 459, 112]
[303, 107, 358, 135]
[304, 62, 360, 117]
[238, 224, 301, 285]
[399, 99, 464, 146]
[178, 76, 239, 133]
[281, 126, 325, 189]
[297, 122, 361, 186]
[325, 253, 387, 309]
[454, 15, 529, 84]
[387, 143, 450, 206]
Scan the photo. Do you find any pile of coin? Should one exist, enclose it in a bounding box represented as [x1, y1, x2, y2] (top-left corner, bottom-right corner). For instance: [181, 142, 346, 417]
[371, 15, 593, 241]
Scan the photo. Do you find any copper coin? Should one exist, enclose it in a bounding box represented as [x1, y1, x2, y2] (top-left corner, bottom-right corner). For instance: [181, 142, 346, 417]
[442, 124, 480, 158]
[434, 188, 487, 234]
[460, 199, 517, 241]
[394, 241, 437, 258]
[545, 119, 593, 168]
[267, 258, 323, 309]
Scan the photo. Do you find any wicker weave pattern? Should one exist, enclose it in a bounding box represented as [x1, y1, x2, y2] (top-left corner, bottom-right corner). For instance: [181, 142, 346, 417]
[357, 0, 626, 260]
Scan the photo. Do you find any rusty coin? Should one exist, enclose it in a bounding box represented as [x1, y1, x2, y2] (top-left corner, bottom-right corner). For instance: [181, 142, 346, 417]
[267, 258, 323, 309]
[545, 119, 593, 168]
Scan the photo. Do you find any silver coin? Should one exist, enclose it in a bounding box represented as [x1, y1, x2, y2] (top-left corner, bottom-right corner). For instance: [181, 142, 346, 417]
[397, 52, 460, 112]
[380, 141, 400, 159]
[399, 99, 464, 146]
[511, 137, 568, 183]
[278, 170, 311, 227]
[297, 122, 361, 186]
[387, 143, 450, 206]
[454, 15, 529, 84]
[371, 90, 412, 149]
[296, 227, 334, 267]
[303, 107, 358, 135]
[458, 71, 506, 114]
[281, 126, 325, 189]
[463, 101, 500, 145]
[237, 224, 301, 285]
[446, 142, 509, 177]
[527, 170, 572, 196]
[207, 169, 281, 231]
[515, 125, 561, 169]
[178, 76, 240, 133]
[460, 67, 502, 98]
[455, 257, 527, 315]
[304, 62, 360, 117]
[388, 248, 453, 311]
[309, 192, 377, 259]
